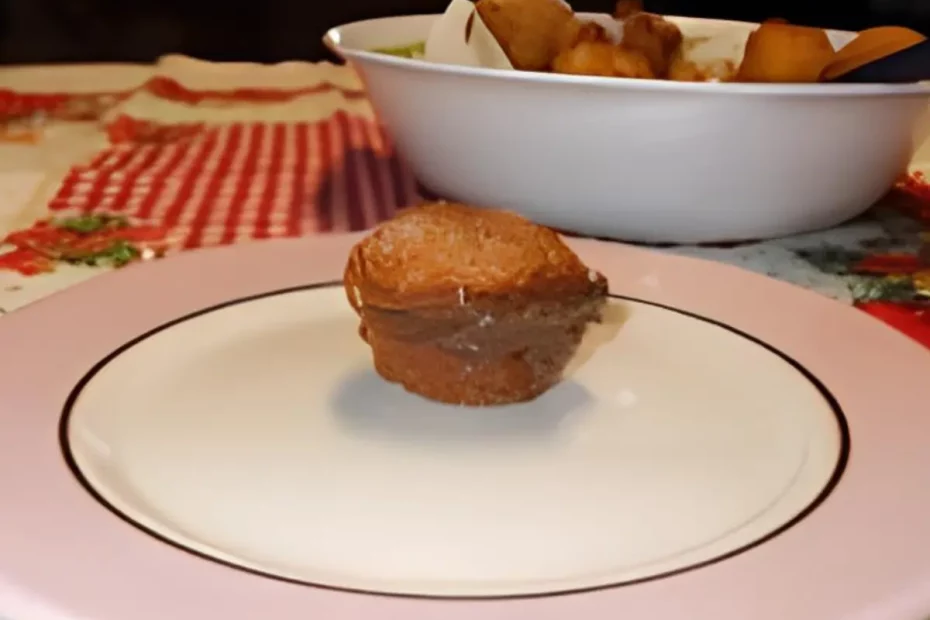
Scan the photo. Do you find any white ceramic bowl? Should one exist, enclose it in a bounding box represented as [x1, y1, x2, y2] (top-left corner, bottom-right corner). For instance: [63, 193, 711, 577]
[326, 15, 930, 243]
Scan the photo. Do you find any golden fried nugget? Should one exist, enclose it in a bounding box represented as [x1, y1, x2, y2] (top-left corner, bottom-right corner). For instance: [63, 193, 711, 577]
[620, 12, 684, 77]
[736, 22, 836, 82]
[611, 46, 656, 78]
[475, 0, 578, 71]
[668, 57, 705, 81]
[552, 41, 654, 78]
[820, 26, 926, 81]
[668, 57, 738, 82]
[559, 19, 612, 50]
[668, 57, 736, 82]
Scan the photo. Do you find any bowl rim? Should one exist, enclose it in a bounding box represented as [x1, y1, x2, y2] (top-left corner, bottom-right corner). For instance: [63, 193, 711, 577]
[324, 13, 930, 98]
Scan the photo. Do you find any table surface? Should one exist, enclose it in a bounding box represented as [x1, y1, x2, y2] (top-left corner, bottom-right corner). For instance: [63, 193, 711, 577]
[1, 59, 930, 620]
[4, 60, 930, 346]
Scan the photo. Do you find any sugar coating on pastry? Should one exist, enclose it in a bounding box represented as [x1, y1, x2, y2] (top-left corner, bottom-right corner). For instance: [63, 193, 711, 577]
[345, 202, 597, 311]
[344, 202, 609, 406]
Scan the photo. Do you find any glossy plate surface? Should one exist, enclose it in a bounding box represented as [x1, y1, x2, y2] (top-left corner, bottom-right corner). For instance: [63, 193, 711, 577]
[64, 286, 845, 597]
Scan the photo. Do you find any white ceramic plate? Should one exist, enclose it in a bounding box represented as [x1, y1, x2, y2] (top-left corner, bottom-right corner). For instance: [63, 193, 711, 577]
[63, 286, 846, 597]
[0, 235, 928, 620]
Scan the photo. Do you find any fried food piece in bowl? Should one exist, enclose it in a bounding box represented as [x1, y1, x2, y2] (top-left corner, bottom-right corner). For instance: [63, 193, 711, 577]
[560, 19, 612, 46]
[668, 57, 737, 82]
[474, 0, 579, 71]
[821, 26, 926, 81]
[344, 203, 608, 406]
[551, 15, 654, 78]
[736, 22, 835, 82]
[618, 10, 684, 78]
[667, 56, 705, 81]
[552, 40, 654, 77]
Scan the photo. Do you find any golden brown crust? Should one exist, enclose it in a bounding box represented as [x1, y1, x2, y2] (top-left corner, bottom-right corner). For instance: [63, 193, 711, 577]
[344, 202, 600, 312]
[552, 41, 655, 78]
[820, 26, 925, 81]
[474, 0, 578, 72]
[344, 202, 608, 406]
[736, 22, 835, 83]
[619, 12, 684, 78]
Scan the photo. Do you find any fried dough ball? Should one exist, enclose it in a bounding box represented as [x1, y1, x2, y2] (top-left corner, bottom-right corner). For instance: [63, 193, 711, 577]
[620, 11, 684, 77]
[820, 26, 926, 81]
[736, 22, 836, 82]
[611, 0, 683, 77]
[552, 40, 654, 78]
[559, 19, 612, 49]
[668, 57, 738, 82]
[475, 0, 579, 71]
[667, 57, 705, 81]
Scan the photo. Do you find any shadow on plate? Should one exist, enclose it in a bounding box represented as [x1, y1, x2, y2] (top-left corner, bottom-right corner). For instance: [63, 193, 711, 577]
[328, 300, 628, 446]
[329, 369, 594, 446]
[564, 299, 628, 376]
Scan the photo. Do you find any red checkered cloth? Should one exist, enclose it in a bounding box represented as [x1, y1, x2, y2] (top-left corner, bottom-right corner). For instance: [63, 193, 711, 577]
[48, 112, 421, 250]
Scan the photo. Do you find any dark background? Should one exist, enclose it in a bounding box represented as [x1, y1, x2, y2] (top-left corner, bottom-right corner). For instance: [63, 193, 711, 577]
[1, 0, 928, 65]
